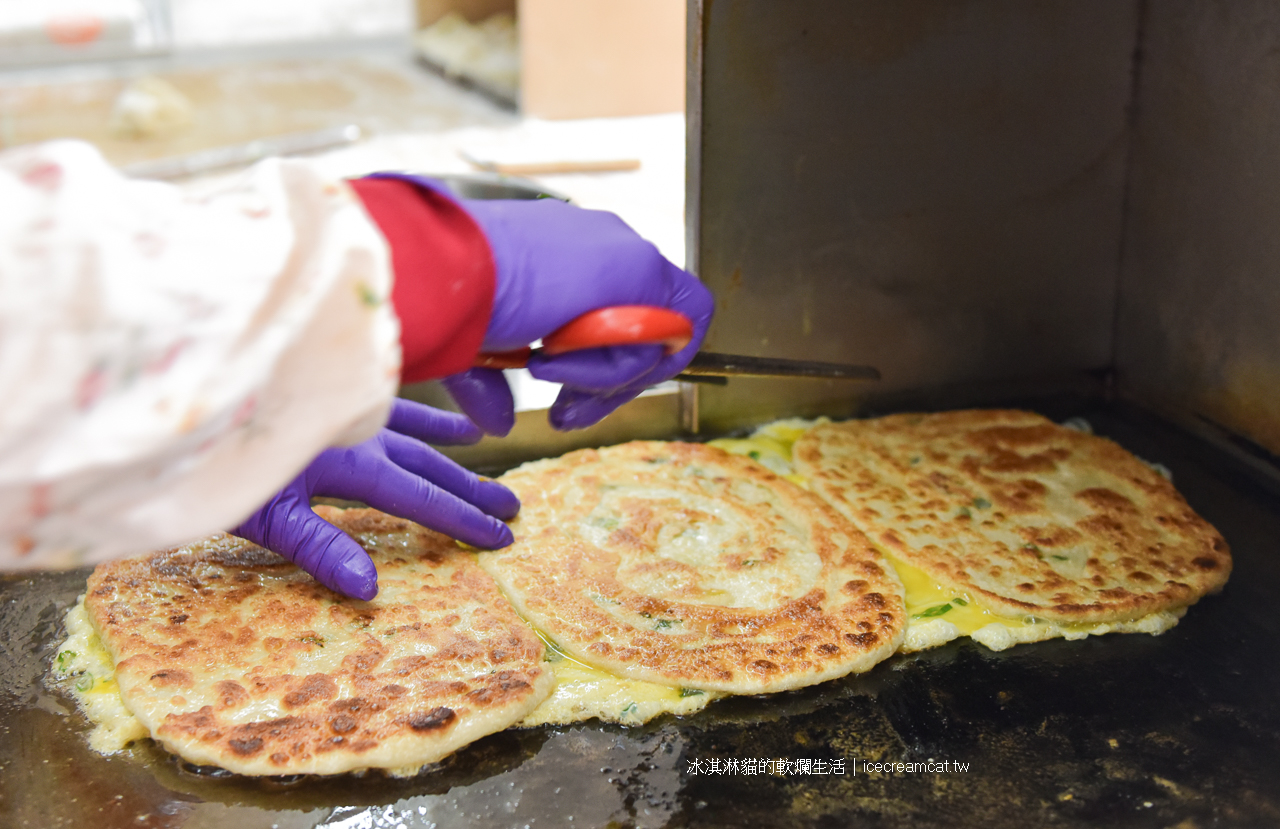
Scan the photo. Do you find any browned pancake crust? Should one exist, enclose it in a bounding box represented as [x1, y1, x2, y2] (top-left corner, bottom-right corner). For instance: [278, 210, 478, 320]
[794, 410, 1231, 623]
[481, 442, 906, 694]
[84, 507, 551, 776]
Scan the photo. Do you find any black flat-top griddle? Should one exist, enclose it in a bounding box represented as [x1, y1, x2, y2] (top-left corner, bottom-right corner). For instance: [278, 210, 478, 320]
[3, 401, 1279, 829]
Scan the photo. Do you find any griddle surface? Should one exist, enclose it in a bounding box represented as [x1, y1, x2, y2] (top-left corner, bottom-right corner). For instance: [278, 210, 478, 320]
[3, 403, 1278, 828]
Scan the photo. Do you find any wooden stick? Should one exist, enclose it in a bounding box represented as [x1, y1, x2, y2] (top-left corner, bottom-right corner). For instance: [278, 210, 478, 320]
[462, 153, 642, 176]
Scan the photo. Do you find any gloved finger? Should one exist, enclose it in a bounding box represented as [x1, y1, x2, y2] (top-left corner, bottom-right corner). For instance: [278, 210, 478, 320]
[547, 384, 647, 432]
[383, 430, 520, 520]
[642, 263, 716, 387]
[232, 485, 379, 601]
[526, 344, 664, 393]
[540, 267, 713, 432]
[312, 447, 513, 549]
[441, 368, 516, 437]
[386, 398, 483, 445]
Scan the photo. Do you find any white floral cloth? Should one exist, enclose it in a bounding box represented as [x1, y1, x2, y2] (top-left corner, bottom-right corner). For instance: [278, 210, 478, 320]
[0, 141, 401, 570]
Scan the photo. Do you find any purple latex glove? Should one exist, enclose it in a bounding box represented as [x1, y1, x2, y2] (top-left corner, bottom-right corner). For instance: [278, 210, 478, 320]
[231, 399, 519, 600]
[440, 197, 714, 436]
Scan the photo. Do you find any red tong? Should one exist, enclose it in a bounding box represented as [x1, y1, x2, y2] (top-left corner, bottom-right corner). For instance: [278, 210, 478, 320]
[475, 306, 694, 370]
[473, 306, 880, 383]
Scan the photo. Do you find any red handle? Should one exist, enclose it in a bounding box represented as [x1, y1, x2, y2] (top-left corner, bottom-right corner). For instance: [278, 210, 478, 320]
[474, 306, 694, 370]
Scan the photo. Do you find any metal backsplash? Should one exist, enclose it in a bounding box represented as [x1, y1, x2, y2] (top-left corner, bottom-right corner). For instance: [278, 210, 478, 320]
[1115, 0, 1280, 460]
[687, 0, 1141, 434]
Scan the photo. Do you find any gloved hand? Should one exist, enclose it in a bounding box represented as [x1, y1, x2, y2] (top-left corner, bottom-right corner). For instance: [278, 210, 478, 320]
[441, 197, 714, 436]
[231, 399, 519, 600]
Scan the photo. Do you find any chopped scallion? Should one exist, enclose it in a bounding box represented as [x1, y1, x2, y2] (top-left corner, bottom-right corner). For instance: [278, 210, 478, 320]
[55, 650, 77, 673]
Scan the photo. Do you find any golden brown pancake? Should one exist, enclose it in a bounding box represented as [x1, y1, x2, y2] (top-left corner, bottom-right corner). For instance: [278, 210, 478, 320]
[82, 506, 553, 776]
[793, 410, 1231, 625]
[480, 441, 906, 694]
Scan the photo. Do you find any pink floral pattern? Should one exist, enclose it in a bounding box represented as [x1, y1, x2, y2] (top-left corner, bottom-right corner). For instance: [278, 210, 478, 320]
[0, 141, 402, 569]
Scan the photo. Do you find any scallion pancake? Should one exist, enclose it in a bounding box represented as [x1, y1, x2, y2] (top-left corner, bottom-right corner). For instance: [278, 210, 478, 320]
[793, 410, 1231, 626]
[480, 441, 906, 695]
[82, 506, 553, 776]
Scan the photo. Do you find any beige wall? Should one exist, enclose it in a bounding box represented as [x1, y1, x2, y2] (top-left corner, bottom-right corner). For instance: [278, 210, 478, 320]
[519, 0, 684, 119]
[416, 0, 514, 27]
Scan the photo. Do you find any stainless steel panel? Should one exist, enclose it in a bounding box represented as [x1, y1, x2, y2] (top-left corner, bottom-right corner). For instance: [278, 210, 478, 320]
[689, 0, 1139, 433]
[1115, 0, 1280, 457]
